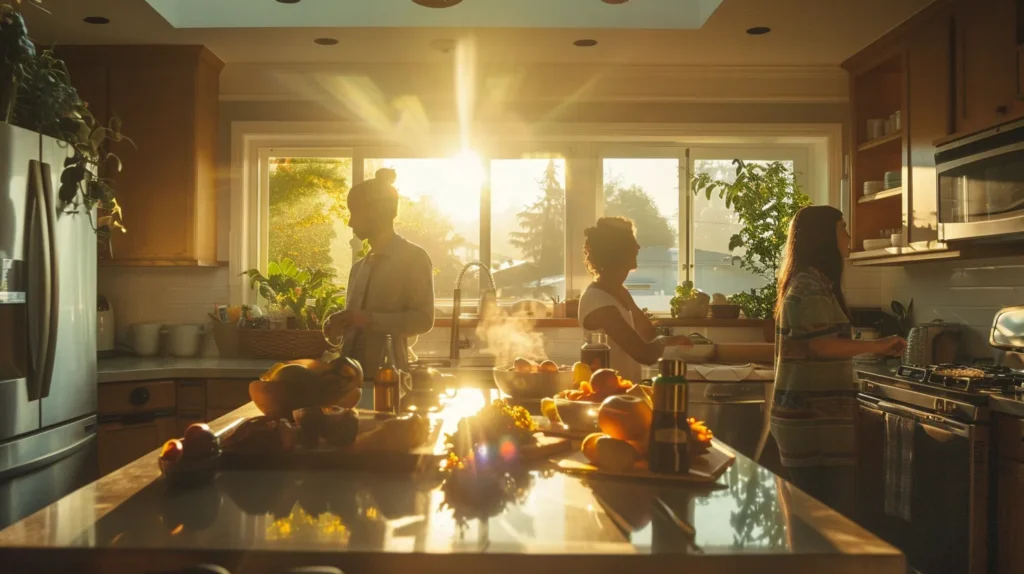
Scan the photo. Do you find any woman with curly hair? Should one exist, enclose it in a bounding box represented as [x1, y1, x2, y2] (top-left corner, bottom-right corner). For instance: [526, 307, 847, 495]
[577, 217, 692, 382]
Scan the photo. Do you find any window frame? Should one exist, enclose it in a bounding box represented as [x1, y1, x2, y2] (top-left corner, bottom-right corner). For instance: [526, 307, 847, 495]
[230, 122, 842, 306]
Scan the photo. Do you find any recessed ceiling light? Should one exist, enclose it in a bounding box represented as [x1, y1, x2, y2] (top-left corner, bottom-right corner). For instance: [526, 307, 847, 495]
[602, 0, 630, 4]
[314, 37, 339, 46]
[83, 16, 110, 24]
[276, 0, 301, 4]
[746, 26, 771, 35]
[574, 39, 598, 47]
[411, 0, 463, 7]
[429, 39, 456, 54]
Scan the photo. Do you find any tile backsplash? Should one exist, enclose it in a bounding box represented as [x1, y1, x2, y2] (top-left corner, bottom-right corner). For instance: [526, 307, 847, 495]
[845, 256, 1024, 359]
[98, 267, 231, 341]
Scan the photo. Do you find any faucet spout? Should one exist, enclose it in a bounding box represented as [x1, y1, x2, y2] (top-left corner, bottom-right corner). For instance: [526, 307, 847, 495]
[450, 261, 498, 367]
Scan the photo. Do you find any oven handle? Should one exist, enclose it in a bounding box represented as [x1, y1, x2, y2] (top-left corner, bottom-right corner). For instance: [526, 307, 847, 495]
[874, 400, 971, 438]
[937, 140, 1024, 174]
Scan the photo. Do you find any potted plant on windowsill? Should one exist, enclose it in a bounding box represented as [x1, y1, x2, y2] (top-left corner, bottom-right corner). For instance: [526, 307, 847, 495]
[691, 160, 811, 342]
[2, 1, 129, 235]
[241, 258, 346, 360]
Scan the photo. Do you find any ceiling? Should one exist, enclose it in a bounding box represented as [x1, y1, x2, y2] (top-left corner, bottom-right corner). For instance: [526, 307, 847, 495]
[21, 0, 937, 66]
[145, 0, 722, 30]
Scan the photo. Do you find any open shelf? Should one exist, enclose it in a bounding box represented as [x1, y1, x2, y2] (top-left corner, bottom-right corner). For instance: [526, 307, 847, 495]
[857, 131, 903, 152]
[858, 186, 903, 204]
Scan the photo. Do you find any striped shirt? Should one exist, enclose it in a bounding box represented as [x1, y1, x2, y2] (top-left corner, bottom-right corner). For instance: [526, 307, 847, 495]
[769, 268, 857, 468]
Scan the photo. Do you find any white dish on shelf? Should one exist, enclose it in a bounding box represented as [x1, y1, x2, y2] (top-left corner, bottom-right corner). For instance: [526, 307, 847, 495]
[863, 238, 893, 250]
[863, 181, 884, 195]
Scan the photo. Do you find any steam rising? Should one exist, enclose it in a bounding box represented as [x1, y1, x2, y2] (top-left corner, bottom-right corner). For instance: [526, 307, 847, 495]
[475, 308, 548, 366]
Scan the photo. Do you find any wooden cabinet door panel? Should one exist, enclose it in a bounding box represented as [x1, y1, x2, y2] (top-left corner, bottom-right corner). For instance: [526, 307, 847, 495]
[107, 64, 196, 261]
[97, 416, 177, 475]
[956, 0, 1020, 133]
[997, 460, 1024, 574]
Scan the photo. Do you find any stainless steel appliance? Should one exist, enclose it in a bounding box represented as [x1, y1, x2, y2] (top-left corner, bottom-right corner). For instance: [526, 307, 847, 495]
[857, 358, 1024, 572]
[688, 380, 771, 461]
[0, 122, 99, 530]
[936, 118, 1024, 242]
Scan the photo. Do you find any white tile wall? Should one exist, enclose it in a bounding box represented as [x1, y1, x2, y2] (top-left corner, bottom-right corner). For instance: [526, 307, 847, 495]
[98, 267, 231, 340]
[845, 256, 1024, 359]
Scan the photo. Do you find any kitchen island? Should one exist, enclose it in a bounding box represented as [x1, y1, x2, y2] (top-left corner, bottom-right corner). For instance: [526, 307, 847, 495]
[0, 384, 903, 574]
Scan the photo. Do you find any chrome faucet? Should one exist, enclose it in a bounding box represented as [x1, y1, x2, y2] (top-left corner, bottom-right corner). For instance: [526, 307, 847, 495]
[449, 261, 497, 367]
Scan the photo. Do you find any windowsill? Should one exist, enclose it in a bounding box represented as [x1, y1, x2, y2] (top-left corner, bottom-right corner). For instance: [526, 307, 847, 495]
[430, 317, 770, 329]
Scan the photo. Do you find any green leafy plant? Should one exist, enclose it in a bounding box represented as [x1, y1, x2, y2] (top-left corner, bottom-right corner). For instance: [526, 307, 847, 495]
[2, 2, 129, 234]
[243, 258, 346, 330]
[691, 160, 811, 319]
[669, 280, 711, 319]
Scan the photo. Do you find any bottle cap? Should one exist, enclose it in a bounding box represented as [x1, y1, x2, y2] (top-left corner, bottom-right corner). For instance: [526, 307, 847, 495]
[658, 358, 686, 377]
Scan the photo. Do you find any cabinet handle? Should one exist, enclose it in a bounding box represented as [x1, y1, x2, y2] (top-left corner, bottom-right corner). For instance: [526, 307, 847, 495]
[129, 387, 151, 406]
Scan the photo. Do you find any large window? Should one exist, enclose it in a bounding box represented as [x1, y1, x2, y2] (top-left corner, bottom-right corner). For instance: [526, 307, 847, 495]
[602, 158, 681, 312]
[265, 152, 354, 286]
[255, 143, 813, 313]
[491, 158, 567, 301]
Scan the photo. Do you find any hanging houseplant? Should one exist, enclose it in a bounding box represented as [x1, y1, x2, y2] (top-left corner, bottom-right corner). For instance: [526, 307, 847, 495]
[2, 0, 129, 235]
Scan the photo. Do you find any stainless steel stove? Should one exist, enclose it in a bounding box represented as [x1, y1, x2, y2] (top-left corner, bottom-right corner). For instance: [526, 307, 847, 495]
[855, 307, 1024, 574]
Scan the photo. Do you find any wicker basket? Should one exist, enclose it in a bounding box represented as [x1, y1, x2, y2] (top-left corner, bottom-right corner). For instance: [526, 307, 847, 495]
[239, 329, 329, 360]
[212, 322, 242, 358]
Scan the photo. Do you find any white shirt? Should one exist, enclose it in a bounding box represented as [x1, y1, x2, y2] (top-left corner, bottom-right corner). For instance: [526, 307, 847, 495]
[577, 285, 643, 384]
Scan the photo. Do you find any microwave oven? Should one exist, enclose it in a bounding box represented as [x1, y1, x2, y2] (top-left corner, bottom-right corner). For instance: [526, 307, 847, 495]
[936, 118, 1024, 242]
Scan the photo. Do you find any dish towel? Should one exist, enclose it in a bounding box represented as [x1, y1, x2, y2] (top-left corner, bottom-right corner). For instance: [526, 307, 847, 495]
[692, 363, 757, 381]
[884, 412, 915, 521]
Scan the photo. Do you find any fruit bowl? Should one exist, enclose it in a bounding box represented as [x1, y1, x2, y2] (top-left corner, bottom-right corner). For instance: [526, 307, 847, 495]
[492, 366, 574, 399]
[551, 398, 601, 432]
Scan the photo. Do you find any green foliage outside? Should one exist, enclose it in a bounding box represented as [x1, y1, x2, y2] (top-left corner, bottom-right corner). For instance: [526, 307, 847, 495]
[268, 158, 351, 270]
[509, 160, 566, 279]
[394, 195, 467, 295]
[691, 160, 811, 319]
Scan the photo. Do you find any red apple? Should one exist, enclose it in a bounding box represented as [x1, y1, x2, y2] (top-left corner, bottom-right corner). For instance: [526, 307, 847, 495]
[182, 423, 218, 457]
[159, 439, 184, 463]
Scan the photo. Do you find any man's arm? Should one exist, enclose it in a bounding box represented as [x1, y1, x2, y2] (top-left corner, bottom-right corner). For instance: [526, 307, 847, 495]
[367, 248, 435, 336]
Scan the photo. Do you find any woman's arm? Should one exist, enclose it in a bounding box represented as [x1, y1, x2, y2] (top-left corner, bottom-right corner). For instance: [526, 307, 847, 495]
[583, 306, 691, 365]
[807, 335, 906, 359]
[595, 284, 658, 341]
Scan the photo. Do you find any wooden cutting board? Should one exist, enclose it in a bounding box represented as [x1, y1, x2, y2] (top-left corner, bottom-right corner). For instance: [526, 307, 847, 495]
[556, 440, 736, 484]
[220, 412, 444, 474]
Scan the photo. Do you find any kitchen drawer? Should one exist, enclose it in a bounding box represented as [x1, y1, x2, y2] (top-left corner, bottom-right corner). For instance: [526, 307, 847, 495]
[97, 416, 177, 475]
[996, 459, 1024, 574]
[176, 380, 207, 412]
[176, 410, 206, 436]
[98, 381, 176, 415]
[205, 379, 251, 410]
[995, 413, 1024, 463]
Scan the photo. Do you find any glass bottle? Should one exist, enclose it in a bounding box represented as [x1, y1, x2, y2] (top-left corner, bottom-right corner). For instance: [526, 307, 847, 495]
[580, 332, 611, 372]
[374, 335, 400, 415]
[648, 358, 690, 475]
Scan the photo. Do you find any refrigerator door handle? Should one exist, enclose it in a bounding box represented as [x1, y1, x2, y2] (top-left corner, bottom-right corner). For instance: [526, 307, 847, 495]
[25, 160, 57, 401]
[38, 161, 60, 399]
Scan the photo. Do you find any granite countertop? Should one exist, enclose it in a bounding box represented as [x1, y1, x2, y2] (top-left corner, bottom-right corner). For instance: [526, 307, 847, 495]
[98, 356, 277, 384]
[0, 383, 904, 574]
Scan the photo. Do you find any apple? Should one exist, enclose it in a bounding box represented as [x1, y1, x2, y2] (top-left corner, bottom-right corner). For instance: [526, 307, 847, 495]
[182, 423, 218, 457]
[598, 394, 653, 442]
[159, 439, 184, 463]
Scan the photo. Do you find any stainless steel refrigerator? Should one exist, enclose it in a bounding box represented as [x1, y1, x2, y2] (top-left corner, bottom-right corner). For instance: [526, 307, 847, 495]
[0, 121, 99, 531]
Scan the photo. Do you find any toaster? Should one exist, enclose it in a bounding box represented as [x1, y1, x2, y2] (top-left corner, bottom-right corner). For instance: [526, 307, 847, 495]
[903, 320, 967, 366]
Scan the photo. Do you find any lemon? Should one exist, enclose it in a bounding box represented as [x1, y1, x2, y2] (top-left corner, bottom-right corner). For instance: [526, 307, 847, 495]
[571, 362, 592, 385]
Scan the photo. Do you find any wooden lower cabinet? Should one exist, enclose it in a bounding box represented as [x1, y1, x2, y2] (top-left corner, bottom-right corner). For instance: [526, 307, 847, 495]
[997, 459, 1024, 574]
[97, 416, 177, 475]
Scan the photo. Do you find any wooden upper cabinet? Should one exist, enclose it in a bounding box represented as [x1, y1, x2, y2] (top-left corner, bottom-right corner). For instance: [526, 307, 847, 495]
[953, 0, 1022, 134]
[59, 46, 224, 266]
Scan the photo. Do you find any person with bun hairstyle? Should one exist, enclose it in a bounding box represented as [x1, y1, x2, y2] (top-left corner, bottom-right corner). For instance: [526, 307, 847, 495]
[324, 168, 435, 377]
[577, 217, 693, 383]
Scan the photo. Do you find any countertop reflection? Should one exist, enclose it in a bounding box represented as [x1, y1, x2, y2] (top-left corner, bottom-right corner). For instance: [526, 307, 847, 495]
[0, 384, 903, 573]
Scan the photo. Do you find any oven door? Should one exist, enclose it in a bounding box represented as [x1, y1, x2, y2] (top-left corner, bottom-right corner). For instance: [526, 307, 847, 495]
[937, 121, 1024, 242]
[857, 397, 989, 574]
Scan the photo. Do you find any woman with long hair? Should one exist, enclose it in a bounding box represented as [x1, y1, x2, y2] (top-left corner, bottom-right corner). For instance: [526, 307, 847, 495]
[578, 217, 692, 383]
[770, 205, 905, 515]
